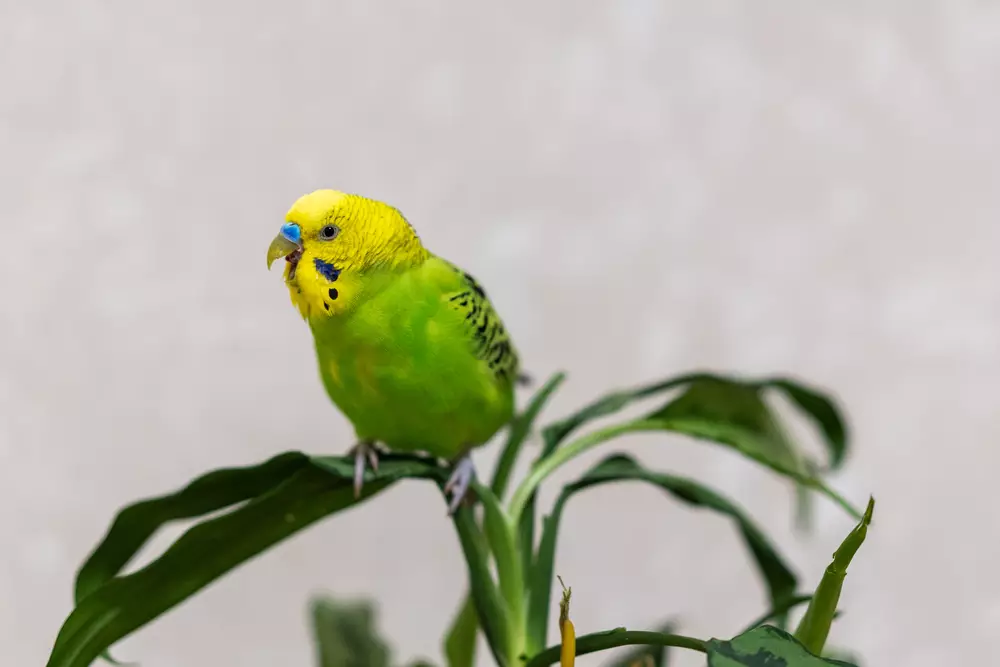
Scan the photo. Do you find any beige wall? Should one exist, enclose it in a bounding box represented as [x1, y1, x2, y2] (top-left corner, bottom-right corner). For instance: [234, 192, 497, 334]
[2, 3, 995, 665]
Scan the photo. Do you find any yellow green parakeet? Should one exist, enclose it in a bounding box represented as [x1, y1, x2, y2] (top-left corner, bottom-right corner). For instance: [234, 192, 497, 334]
[266, 189, 522, 513]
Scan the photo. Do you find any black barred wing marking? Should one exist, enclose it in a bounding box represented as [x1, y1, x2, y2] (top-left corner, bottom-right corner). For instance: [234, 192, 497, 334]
[446, 270, 519, 384]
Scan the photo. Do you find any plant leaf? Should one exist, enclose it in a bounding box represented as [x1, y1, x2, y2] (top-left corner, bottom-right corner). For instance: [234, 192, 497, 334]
[492, 372, 566, 499]
[450, 502, 512, 667]
[473, 481, 524, 662]
[443, 597, 478, 667]
[310, 595, 391, 667]
[649, 377, 803, 476]
[539, 374, 707, 458]
[601, 622, 676, 667]
[525, 454, 797, 656]
[765, 378, 849, 471]
[795, 497, 874, 655]
[75, 451, 311, 605]
[443, 373, 565, 667]
[46, 454, 442, 667]
[706, 625, 856, 666]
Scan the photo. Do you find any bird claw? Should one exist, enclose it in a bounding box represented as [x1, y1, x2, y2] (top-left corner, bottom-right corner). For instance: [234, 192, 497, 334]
[444, 455, 477, 515]
[348, 441, 380, 499]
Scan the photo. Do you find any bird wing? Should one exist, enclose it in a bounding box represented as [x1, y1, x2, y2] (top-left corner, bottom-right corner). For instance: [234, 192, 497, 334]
[428, 257, 521, 386]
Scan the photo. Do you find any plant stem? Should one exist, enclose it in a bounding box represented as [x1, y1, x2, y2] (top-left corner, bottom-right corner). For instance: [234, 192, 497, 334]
[475, 483, 526, 663]
[507, 420, 668, 523]
[523, 629, 707, 667]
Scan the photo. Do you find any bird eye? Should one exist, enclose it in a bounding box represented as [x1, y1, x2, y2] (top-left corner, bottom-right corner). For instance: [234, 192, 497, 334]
[319, 224, 340, 240]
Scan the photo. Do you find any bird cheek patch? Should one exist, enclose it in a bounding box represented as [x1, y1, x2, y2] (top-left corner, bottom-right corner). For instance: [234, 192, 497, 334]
[313, 258, 342, 282]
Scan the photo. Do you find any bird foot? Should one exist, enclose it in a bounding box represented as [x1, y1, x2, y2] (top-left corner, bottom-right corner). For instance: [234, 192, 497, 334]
[347, 440, 381, 499]
[443, 454, 478, 515]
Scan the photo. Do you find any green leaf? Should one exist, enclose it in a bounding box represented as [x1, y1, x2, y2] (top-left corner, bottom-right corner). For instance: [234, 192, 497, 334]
[509, 374, 860, 530]
[706, 625, 856, 666]
[445, 374, 565, 667]
[795, 497, 874, 655]
[524, 628, 706, 667]
[648, 378, 860, 519]
[601, 622, 677, 667]
[539, 373, 707, 458]
[492, 372, 566, 499]
[74, 451, 310, 605]
[473, 482, 524, 662]
[450, 502, 512, 667]
[525, 454, 797, 656]
[310, 596, 391, 667]
[46, 454, 444, 667]
[443, 597, 478, 667]
[649, 377, 803, 476]
[765, 378, 849, 471]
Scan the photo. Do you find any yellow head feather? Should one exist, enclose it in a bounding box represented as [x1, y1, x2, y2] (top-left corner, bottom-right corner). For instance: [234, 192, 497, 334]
[280, 189, 429, 319]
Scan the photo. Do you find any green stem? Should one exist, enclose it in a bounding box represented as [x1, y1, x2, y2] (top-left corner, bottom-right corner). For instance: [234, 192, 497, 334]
[474, 483, 526, 663]
[795, 496, 874, 654]
[507, 420, 667, 523]
[523, 629, 707, 667]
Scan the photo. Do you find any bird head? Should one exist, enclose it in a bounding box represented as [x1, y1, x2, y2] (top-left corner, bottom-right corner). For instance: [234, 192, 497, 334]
[267, 189, 427, 318]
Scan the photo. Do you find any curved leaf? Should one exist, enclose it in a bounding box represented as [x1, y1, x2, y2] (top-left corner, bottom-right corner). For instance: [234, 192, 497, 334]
[539, 373, 707, 458]
[765, 378, 849, 471]
[509, 373, 859, 536]
[492, 372, 566, 499]
[648, 378, 803, 476]
[707, 626, 856, 667]
[75, 451, 310, 604]
[46, 454, 449, 667]
[525, 454, 797, 656]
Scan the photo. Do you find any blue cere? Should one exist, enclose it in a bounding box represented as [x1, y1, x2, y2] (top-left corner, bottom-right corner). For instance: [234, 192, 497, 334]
[280, 222, 301, 244]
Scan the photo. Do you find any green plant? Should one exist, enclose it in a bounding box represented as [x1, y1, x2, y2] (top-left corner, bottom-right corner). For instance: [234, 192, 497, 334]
[45, 371, 873, 667]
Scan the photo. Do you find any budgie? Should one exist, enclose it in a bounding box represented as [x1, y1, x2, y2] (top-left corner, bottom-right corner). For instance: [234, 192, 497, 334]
[266, 189, 521, 513]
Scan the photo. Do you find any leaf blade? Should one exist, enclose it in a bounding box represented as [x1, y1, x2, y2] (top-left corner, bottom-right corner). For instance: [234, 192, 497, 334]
[47, 454, 443, 667]
[766, 378, 849, 471]
[492, 372, 566, 499]
[525, 454, 798, 656]
[74, 451, 310, 604]
[707, 625, 856, 667]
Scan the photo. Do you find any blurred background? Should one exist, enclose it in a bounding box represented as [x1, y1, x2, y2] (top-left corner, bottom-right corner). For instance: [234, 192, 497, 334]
[2, 2, 996, 665]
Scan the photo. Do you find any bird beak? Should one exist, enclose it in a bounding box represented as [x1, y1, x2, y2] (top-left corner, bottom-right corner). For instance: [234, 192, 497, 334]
[267, 223, 302, 270]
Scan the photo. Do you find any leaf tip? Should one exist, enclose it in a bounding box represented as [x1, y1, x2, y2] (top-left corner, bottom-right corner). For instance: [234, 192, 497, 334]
[862, 496, 875, 526]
